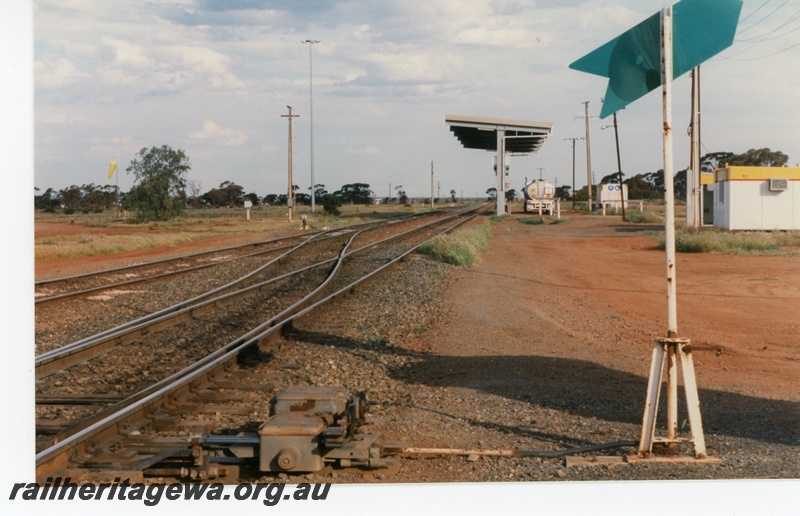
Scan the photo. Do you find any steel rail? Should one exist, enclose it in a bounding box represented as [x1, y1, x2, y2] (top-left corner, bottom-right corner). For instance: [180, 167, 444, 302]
[34, 229, 335, 364]
[34, 240, 311, 305]
[35, 209, 456, 365]
[35, 232, 319, 287]
[35, 207, 477, 376]
[35, 206, 487, 479]
[34, 209, 434, 288]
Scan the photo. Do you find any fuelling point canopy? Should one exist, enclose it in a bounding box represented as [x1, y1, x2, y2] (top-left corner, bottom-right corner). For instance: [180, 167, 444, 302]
[445, 114, 552, 154]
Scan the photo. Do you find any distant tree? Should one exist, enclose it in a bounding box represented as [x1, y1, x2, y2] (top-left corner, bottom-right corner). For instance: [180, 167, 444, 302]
[187, 179, 203, 208]
[311, 184, 327, 204]
[59, 185, 83, 211]
[572, 186, 588, 202]
[486, 187, 496, 200]
[202, 181, 244, 207]
[263, 193, 278, 205]
[555, 185, 572, 200]
[700, 151, 734, 172]
[244, 192, 260, 205]
[450, 189, 457, 203]
[674, 169, 687, 199]
[295, 192, 311, 205]
[599, 172, 625, 184]
[336, 183, 372, 204]
[698, 148, 788, 170]
[728, 148, 788, 167]
[35, 187, 61, 211]
[395, 185, 408, 205]
[125, 145, 190, 220]
[321, 193, 342, 216]
[505, 188, 516, 202]
[625, 173, 662, 200]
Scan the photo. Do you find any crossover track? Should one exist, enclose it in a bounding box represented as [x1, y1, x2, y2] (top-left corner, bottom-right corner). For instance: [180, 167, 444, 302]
[35, 205, 489, 481]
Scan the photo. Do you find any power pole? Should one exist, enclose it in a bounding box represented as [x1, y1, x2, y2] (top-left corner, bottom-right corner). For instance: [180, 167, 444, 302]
[612, 111, 626, 220]
[577, 101, 596, 212]
[281, 106, 299, 222]
[563, 137, 584, 209]
[430, 161, 435, 209]
[688, 66, 701, 227]
[537, 167, 544, 180]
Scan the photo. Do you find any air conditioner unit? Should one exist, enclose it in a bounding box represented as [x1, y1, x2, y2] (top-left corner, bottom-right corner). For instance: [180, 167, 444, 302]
[769, 178, 788, 191]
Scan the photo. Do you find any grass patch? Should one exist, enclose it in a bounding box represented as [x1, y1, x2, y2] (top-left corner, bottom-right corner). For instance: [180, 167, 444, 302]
[550, 218, 568, 225]
[624, 210, 664, 223]
[34, 232, 214, 260]
[34, 202, 488, 260]
[419, 221, 491, 267]
[657, 227, 800, 255]
[519, 217, 545, 225]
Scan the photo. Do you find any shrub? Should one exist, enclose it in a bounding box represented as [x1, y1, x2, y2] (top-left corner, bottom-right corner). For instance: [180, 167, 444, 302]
[419, 222, 491, 267]
[658, 227, 790, 254]
[625, 210, 663, 223]
[322, 194, 342, 216]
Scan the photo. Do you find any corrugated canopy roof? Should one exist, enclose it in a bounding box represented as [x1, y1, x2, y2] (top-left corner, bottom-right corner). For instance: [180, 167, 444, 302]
[445, 114, 552, 154]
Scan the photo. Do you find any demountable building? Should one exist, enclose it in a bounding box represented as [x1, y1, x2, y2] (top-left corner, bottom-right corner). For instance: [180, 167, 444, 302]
[713, 166, 800, 230]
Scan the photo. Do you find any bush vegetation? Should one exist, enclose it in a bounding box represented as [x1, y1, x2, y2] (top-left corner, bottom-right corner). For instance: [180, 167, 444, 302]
[418, 221, 491, 267]
[658, 227, 800, 255]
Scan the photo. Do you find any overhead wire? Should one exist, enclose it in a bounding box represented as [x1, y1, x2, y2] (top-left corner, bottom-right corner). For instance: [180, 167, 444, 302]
[720, 0, 800, 60]
[737, 9, 800, 42]
[736, 0, 788, 35]
[736, 0, 772, 25]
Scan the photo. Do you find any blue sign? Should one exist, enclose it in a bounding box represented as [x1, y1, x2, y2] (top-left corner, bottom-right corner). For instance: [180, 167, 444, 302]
[569, 0, 742, 118]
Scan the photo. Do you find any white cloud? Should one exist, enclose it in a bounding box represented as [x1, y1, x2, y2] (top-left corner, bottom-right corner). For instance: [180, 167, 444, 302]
[189, 120, 248, 146]
[101, 37, 153, 68]
[34, 58, 86, 89]
[170, 44, 248, 90]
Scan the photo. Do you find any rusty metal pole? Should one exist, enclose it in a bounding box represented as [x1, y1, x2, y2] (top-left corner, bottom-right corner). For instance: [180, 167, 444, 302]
[661, 7, 678, 338]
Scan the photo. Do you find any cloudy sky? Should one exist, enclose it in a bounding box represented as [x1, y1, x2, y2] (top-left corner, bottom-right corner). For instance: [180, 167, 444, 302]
[33, 0, 800, 200]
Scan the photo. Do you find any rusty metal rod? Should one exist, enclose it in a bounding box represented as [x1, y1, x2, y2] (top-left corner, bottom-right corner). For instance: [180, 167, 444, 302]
[395, 441, 639, 459]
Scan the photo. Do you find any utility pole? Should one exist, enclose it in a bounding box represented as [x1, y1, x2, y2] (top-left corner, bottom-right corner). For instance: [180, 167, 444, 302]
[688, 66, 701, 227]
[577, 101, 596, 212]
[430, 161, 435, 209]
[612, 111, 626, 220]
[281, 106, 299, 222]
[537, 167, 544, 180]
[564, 137, 584, 209]
[302, 39, 320, 213]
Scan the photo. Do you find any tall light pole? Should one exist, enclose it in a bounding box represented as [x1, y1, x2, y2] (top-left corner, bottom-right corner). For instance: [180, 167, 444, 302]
[302, 39, 320, 213]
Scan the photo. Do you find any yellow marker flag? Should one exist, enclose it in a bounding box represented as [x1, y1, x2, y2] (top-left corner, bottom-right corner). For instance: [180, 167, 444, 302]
[108, 157, 118, 179]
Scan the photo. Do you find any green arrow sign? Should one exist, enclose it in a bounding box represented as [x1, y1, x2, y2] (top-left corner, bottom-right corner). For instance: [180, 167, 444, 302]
[569, 0, 742, 118]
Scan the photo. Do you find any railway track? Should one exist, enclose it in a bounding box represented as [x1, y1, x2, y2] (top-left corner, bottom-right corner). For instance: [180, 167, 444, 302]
[34, 212, 438, 354]
[34, 233, 320, 305]
[35, 205, 489, 481]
